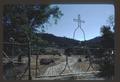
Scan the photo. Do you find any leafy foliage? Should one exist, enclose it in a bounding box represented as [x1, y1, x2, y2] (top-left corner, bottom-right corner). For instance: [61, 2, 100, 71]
[97, 25, 115, 79]
[3, 4, 63, 56]
[3, 4, 63, 41]
[100, 25, 114, 49]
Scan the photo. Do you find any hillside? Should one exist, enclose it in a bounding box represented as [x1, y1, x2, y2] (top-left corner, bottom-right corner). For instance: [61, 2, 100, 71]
[36, 33, 102, 48]
[36, 33, 81, 48]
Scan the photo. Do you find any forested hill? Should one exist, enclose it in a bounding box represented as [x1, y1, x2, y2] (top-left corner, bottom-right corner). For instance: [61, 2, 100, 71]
[36, 33, 102, 48]
[36, 33, 80, 48]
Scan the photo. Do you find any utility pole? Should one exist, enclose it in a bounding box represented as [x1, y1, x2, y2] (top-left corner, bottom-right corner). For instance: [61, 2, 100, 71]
[73, 14, 86, 41]
[73, 15, 86, 74]
[73, 15, 95, 72]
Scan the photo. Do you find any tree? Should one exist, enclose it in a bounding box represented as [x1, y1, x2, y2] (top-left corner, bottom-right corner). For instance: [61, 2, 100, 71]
[100, 25, 114, 49]
[3, 4, 63, 42]
[107, 15, 115, 30]
[97, 25, 115, 79]
[3, 5, 63, 80]
[3, 4, 63, 56]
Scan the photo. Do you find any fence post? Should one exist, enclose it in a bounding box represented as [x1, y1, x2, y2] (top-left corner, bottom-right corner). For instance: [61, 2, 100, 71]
[35, 53, 39, 77]
[28, 40, 32, 80]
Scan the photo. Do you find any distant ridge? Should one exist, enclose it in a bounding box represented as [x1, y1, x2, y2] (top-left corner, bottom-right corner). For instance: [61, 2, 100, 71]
[36, 33, 80, 48]
[36, 33, 102, 48]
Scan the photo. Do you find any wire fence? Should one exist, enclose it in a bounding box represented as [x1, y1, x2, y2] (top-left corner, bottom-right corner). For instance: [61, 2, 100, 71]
[1, 41, 29, 80]
[1, 40, 115, 80]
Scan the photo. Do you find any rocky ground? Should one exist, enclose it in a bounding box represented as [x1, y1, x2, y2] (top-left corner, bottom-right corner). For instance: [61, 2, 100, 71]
[30, 54, 104, 80]
[3, 54, 104, 80]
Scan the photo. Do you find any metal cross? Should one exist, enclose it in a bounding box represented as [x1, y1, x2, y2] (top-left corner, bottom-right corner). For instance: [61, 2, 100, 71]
[73, 14, 86, 41]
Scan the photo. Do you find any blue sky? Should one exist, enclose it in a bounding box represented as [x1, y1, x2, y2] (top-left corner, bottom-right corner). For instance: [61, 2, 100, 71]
[44, 4, 114, 41]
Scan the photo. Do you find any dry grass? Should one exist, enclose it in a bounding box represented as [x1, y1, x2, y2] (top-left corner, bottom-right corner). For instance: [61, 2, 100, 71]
[21, 54, 99, 80]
